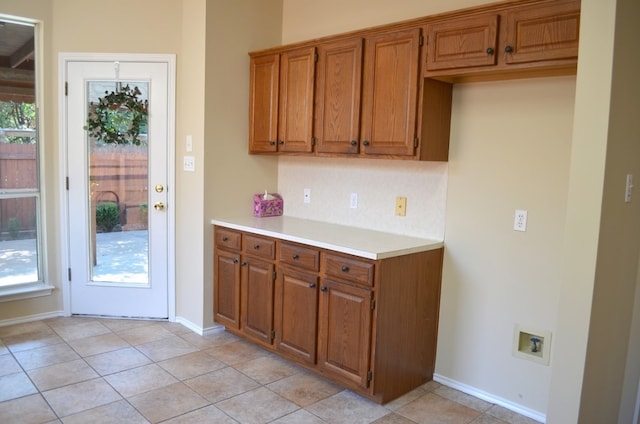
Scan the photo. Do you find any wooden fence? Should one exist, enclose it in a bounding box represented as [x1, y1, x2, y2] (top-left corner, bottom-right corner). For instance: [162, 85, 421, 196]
[0, 143, 148, 239]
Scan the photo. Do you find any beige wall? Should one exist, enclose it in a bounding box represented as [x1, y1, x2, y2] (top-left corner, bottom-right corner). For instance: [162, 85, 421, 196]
[175, 0, 207, 328]
[572, 0, 640, 421]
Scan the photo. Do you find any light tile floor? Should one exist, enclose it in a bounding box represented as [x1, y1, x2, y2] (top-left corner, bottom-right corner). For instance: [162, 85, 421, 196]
[0, 317, 540, 423]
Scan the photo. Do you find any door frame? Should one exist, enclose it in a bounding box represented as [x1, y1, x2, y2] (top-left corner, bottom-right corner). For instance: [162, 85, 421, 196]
[58, 52, 176, 321]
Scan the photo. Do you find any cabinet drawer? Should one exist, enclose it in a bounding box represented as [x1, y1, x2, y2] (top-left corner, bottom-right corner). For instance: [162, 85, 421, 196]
[243, 234, 276, 259]
[323, 253, 374, 287]
[280, 242, 320, 271]
[214, 227, 241, 251]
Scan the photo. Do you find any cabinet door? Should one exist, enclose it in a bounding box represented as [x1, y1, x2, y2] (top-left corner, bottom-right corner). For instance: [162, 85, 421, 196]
[318, 279, 373, 389]
[274, 267, 319, 364]
[213, 249, 240, 329]
[241, 257, 275, 347]
[278, 47, 316, 153]
[315, 38, 363, 154]
[503, 0, 580, 65]
[249, 53, 280, 153]
[361, 28, 421, 157]
[425, 14, 499, 71]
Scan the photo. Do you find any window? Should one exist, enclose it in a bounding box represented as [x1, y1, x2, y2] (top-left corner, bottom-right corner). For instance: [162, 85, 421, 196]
[0, 18, 50, 300]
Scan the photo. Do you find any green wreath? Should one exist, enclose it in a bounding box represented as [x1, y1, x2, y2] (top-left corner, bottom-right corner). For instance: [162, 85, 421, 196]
[85, 85, 148, 145]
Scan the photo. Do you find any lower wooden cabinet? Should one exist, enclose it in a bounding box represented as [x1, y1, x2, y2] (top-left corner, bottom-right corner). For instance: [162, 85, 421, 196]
[240, 256, 275, 348]
[274, 266, 319, 364]
[317, 278, 373, 390]
[213, 225, 444, 404]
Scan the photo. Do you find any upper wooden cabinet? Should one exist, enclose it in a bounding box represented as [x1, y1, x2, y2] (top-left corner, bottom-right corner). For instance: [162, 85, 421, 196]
[248, 53, 279, 153]
[360, 28, 421, 157]
[249, 47, 316, 154]
[426, 13, 499, 71]
[424, 0, 580, 76]
[315, 29, 434, 159]
[502, 0, 580, 65]
[315, 38, 363, 155]
[248, 0, 580, 161]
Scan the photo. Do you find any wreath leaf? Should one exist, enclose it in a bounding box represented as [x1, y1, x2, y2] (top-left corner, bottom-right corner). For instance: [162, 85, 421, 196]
[85, 85, 148, 145]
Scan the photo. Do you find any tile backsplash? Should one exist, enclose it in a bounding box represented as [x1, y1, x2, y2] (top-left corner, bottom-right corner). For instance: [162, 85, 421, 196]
[278, 156, 447, 240]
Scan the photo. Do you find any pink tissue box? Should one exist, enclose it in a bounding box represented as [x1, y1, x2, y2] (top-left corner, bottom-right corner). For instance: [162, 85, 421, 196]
[253, 193, 283, 217]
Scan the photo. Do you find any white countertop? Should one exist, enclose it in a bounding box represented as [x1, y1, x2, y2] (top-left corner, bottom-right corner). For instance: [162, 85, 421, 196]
[211, 216, 443, 260]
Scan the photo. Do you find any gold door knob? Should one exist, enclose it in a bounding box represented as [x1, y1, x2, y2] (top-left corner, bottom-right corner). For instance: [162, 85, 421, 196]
[155, 184, 164, 193]
[154, 202, 165, 211]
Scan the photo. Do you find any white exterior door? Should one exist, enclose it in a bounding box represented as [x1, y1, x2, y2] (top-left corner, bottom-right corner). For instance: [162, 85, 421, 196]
[63, 55, 175, 318]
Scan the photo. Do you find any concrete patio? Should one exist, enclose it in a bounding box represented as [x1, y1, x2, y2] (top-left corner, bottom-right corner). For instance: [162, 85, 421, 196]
[0, 230, 148, 287]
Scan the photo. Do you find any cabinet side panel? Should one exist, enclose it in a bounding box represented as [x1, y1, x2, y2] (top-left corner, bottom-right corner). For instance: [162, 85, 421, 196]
[419, 78, 453, 161]
[372, 248, 444, 403]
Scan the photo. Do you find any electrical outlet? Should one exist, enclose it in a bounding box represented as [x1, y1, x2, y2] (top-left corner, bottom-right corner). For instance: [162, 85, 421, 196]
[395, 197, 407, 216]
[350, 192, 358, 209]
[303, 188, 311, 204]
[625, 174, 633, 203]
[183, 156, 195, 172]
[514, 209, 527, 231]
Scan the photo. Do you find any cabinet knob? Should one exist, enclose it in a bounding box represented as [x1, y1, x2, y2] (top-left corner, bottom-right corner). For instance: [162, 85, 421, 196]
[350, 140, 357, 146]
[269, 140, 276, 146]
[505, 45, 513, 53]
[253, 244, 260, 250]
[222, 236, 228, 242]
[241, 261, 247, 266]
[278, 140, 284, 145]
[292, 254, 299, 260]
[308, 282, 316, 288]
[232, 258, 239, 264]
[486, 47, 494, 55]
[320, 286, 328, 292]
[341, 265, 350, 272]
[363, 140, 370, 146]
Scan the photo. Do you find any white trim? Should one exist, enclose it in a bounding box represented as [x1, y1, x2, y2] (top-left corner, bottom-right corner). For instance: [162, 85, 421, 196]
[0, 310, 65, 327]
[58, 52, 176, 321]
[175, 316, 225, 336]
[433, 373, 545, 423]
[0, 284, 55, 303]
[633, 376, 640, 424]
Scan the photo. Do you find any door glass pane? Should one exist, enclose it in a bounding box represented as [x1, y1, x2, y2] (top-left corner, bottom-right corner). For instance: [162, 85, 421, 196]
[0, 196, 39, 286]
[86, 81, 149, 284]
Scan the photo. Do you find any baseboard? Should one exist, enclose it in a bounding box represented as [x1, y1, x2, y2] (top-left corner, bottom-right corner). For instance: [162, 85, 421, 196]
[0, 310, 66, 327]
[174, 316, 224, 336]
[433, 373, 546, 423]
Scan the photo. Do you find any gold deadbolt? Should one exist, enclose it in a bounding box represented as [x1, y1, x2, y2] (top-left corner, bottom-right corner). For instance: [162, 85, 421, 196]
[154, 202, 165, 211]
[155, 184, 164, 193]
